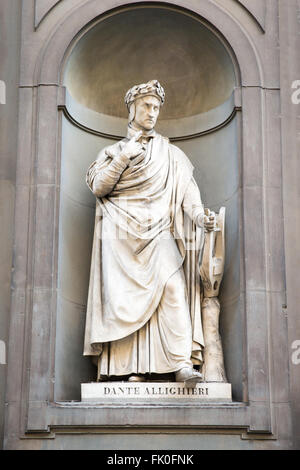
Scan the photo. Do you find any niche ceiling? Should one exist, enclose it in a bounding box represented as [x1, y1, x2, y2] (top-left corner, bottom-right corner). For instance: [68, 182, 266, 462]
[64, 7, 236, 120]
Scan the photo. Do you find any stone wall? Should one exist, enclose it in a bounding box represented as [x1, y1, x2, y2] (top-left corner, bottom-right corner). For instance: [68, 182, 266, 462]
[1, 0, 299, 450]
[0, 0, 21, 449]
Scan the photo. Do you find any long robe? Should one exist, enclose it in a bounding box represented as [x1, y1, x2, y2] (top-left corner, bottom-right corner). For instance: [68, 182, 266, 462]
[83, 132, 205, 375]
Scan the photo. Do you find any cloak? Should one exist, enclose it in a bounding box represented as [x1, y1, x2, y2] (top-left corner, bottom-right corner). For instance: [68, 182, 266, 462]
[83, 133, 204, 365]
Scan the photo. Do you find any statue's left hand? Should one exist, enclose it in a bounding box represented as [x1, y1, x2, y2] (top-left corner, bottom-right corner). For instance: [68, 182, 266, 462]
[204, 209, 216, 231]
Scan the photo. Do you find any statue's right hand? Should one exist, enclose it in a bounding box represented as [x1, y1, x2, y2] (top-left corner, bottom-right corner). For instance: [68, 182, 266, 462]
[120, 131, 144, 159]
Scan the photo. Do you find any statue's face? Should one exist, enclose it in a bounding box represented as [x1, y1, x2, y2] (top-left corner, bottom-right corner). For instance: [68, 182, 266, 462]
[133, 95, 160, 131]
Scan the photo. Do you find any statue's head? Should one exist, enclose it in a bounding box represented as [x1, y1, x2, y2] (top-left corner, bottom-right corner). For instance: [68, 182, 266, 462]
[124, 80, 165, 131]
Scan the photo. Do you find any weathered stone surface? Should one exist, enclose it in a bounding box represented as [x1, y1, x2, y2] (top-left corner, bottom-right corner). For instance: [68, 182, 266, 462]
[36, 86, 60, 184]
[236, 0, 266, 31]
[55, 296, 95, 401]
[1, 0, 298, 451]
[278, 0, 300, 449]
[243, 186, 266, 291]
[35, 0, 62, 28]
[0, 0, 22, 450]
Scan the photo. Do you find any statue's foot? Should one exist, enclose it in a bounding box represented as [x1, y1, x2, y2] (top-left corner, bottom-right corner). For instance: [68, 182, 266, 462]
[175, 367, 203, 388]
[128, 374, 144, 382]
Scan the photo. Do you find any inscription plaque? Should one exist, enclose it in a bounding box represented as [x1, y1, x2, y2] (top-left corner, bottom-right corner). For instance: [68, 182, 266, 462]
[81, 382, 232, 403]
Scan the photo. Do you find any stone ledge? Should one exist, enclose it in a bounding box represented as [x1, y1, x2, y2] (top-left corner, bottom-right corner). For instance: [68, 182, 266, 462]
[81, 382, 232, 403]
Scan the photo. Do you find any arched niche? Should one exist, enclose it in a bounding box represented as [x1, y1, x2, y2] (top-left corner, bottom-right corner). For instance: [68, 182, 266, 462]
[8, 0, 280, 438]
[55, 4, 242, 401]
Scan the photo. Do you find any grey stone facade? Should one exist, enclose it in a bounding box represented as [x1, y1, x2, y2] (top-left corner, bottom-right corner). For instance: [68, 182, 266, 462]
[0, 0, 299, 450]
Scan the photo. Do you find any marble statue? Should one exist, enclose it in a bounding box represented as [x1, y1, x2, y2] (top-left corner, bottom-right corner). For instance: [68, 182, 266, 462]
[83, 80, 226, 387]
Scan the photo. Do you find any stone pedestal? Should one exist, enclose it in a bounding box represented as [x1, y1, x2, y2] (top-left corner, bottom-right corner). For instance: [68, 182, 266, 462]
[81, 382, 232, 403]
